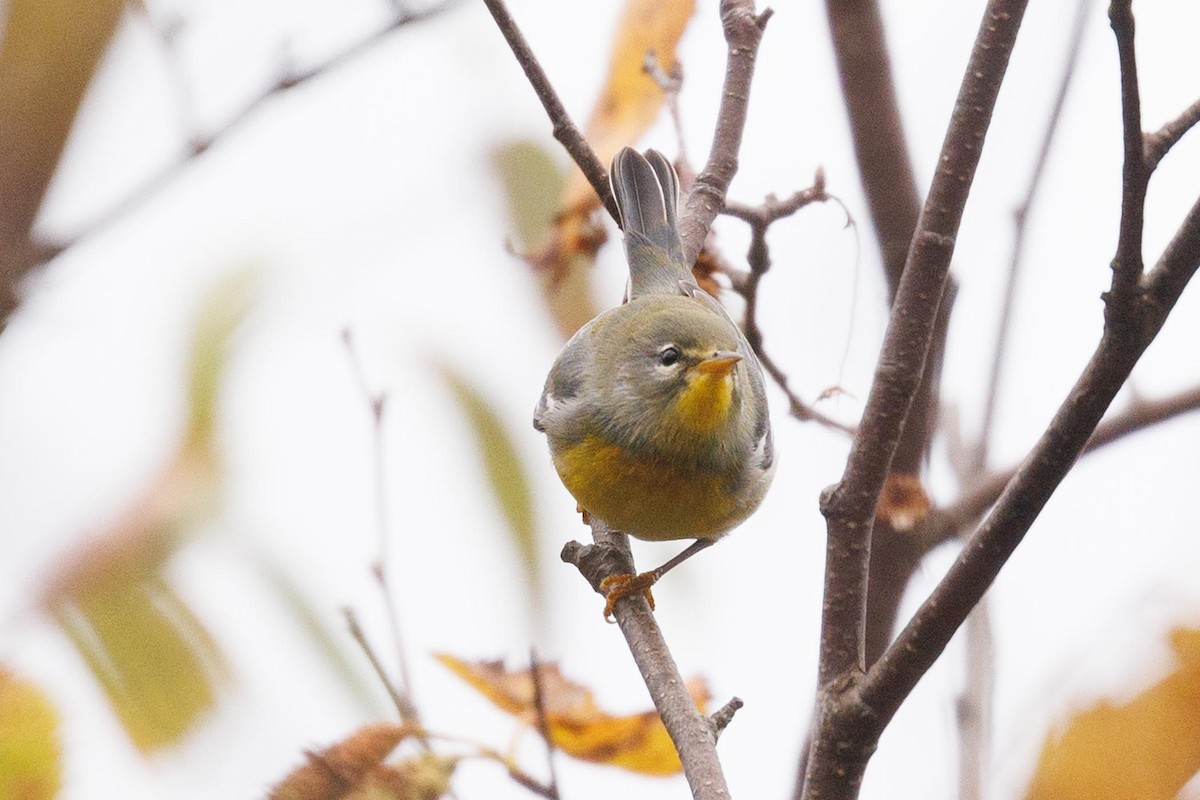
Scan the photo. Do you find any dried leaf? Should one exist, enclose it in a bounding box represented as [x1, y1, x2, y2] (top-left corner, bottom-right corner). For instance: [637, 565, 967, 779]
[436, 654, 710, 776]
[1025, 626, 1200, 800]
[562, 0, 696, 215]
[268, 723, 454, 800]
[876, 473, 930, 532]
[525, 0, 696, 338]
[0, 668, 61, 800]
[438, 366, 542, 611]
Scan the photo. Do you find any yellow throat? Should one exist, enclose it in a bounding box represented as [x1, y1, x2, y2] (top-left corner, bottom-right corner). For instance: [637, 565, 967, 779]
[674, 368, 735, 433]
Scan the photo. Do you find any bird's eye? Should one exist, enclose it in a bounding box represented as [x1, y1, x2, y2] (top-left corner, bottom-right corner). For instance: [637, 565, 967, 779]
[658, 346, 681, 367]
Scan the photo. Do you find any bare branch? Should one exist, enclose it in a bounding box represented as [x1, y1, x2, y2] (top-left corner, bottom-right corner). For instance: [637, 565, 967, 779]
[863, 192, 1200, 734]
[482, 0, 617, 221]
[929, 382, 1200, 549]
[561, 521, 730, 799]
[678, 2, 773, 265]
[1144, 97, 1200, 170]
[35, 2, 456, 267]
[802, 2, 1030, 797]
[977, 0, 1092, 470]
[822, 0, 921, 296]
[723, 182, 858, 435]
[1105, 0, 1146, 323]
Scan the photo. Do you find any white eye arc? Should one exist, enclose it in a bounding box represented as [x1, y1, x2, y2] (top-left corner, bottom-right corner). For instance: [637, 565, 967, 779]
[658, 345, 681, 367]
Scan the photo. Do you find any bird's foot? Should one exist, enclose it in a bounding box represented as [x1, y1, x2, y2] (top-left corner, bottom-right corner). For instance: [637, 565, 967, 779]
[598, 572, 657, 622]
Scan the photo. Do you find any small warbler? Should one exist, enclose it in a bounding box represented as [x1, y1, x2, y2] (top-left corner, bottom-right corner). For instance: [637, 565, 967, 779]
[534, 147, 775, 617]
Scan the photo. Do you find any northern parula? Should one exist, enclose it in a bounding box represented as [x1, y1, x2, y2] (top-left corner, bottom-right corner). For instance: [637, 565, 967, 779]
[534, 147, 775, 616]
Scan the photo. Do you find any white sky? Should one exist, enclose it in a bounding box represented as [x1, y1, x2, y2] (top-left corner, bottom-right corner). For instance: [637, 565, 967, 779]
[1, 0, 1199, 798]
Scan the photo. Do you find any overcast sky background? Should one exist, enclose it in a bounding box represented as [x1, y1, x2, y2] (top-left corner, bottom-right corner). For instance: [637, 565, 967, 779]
[1, 0, 1199, 798]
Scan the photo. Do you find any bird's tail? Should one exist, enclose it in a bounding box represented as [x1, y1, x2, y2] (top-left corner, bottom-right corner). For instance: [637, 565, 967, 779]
[610, 148, 691, 297]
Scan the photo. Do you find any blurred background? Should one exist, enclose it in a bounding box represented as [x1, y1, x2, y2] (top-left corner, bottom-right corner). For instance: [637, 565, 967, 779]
[1, 0, 1199, 798]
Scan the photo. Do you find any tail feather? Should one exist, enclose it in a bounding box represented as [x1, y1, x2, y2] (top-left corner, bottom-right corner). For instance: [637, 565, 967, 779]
[610, 148, 691, 297]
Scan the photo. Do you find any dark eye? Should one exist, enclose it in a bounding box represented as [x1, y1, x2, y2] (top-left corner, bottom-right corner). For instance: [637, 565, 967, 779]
[658, 346, 680, 367]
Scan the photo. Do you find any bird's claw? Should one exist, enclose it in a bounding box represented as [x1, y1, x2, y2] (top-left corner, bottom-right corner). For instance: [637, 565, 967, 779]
[599, 572, 656, 622]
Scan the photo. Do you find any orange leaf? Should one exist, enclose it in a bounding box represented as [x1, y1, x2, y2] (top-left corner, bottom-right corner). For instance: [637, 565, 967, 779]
[1025, 626, 1200, 800]
[436, 654, 710, 775]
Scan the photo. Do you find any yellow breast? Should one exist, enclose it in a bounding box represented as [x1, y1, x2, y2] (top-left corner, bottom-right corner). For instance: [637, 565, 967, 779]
[554, 434, 739, 541]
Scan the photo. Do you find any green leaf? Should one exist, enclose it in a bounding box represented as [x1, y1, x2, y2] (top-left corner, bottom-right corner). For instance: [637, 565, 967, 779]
[438, 365, 542, 611]
[0, 668, 61, 800]
[187, 270, 255, 452]
[490, 140, 565, 252]
[48, 530, 228, 752]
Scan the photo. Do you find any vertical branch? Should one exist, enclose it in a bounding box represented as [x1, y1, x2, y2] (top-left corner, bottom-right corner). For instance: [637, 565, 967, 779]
[823, 0, 922, 296]
[678, 1, 773, 264]
[804, 2, 1030, 798]
[956, 599, 995, 800]
[1106, 0, 1146, 322]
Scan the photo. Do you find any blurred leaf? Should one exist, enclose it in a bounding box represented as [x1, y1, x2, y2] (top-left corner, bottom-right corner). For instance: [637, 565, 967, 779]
[268, 723, 454, 800]
[249, 548, 386, 718]
[562, 0, 696, 216]
[47, 526, 228, 752]
[187, 270, 255, 453]
[1025, 626, 1200, 800]
[436, 653, 709, 776]
[876, 473, 930, 532]
[491, 141, 564, 252]
[0, 668, 61, 800]
[36, 274, 253, 751]
[437, 366, 542, 611]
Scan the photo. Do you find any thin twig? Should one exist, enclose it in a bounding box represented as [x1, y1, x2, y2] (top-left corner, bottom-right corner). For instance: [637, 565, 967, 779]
[528, 649, 561, 800]
[34, 1, 455, 266]
[976, 0, 1092, 471]
[677, 1, 773, 265]
[1144, 96, 1200, 170]
[561, 522, 730, 800]
[803, 3, 1030, 798]
[926, 382, 1200, 551]
[642, 52, 691, 170]
[342, 330, 419, 725]
[709, 696, 744, 741]
[956, 598, 995, 800]
[723, 183, 858, 435]
[344, 607, 411, 721]
[482, 0, 617, 221]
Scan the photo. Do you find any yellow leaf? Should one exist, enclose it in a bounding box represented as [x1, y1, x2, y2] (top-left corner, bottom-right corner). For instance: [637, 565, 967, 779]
[0, 668, 61, 800]
[435, 654, 710, 776]
[1025, 626, 1200, 800]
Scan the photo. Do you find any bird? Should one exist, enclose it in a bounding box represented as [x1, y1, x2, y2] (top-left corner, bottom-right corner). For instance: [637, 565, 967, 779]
[534, 147, 774, 619]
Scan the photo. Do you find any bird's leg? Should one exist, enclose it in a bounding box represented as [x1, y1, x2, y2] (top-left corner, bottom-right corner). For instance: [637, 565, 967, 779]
[599, 538, 716, 622]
